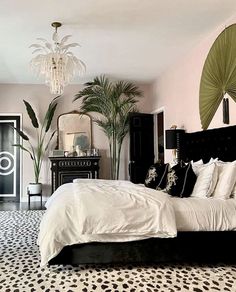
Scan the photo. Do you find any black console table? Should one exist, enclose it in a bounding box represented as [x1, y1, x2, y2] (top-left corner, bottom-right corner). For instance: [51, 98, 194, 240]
[49, 156, 100, 193]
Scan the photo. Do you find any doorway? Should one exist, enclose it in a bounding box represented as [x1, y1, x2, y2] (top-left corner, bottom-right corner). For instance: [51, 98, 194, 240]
[0, 114, 21, 202]
[129, 113, 154, 183]
[154, 109, 165, 163]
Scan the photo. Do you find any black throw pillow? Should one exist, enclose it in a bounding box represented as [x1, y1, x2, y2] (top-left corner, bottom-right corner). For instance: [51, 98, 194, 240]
[165, 162, 196, 198]
[145, 162, 169, 190]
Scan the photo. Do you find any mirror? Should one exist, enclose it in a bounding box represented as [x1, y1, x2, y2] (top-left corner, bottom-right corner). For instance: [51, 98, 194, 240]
[57, 111, 92, 152]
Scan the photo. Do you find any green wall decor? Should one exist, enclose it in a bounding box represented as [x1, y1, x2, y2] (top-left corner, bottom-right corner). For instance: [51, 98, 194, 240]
[199, 24, 236, 130]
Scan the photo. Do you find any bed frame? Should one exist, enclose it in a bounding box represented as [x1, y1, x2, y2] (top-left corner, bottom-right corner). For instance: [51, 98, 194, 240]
[49, 125, 236, 265]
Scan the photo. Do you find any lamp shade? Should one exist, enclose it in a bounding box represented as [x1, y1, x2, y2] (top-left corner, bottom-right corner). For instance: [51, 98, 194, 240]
[165, 129, 185, 149]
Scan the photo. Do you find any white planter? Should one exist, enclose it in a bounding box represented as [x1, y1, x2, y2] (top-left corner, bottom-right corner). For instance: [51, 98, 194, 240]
[27, 183, 42, 194]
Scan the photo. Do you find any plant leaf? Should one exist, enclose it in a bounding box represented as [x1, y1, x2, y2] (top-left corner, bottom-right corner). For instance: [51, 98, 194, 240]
[10, 126, 29, 141]
[45, 103, 57, 132]
[43, 95, 60, 132]
[12, 144, 34, 159]
[45, 130, 56, 151]
[23, 100, 39, 128]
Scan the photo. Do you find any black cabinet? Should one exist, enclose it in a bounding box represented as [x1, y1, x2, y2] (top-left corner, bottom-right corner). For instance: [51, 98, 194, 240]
[49, 156, 100, 193]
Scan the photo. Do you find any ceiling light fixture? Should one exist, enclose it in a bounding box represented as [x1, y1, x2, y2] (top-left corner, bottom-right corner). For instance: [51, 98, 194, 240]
[29, 22, 86, 95]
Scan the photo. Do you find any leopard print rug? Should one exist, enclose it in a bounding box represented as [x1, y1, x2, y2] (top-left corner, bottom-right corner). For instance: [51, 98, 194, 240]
[0, 210, 236, 292]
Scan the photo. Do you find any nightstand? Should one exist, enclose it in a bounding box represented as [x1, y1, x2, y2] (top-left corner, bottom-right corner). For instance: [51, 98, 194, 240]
[49, 156, 100, 193]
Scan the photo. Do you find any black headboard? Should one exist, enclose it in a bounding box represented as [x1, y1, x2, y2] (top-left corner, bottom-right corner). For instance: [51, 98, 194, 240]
[178, 125, 236, 163]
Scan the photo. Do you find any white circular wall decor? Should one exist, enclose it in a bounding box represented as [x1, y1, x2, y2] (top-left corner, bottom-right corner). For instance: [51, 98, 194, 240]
[0, 151, 15, 176]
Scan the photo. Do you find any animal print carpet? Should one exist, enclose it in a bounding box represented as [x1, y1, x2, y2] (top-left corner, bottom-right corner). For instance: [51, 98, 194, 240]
[0, 210, 236, 292]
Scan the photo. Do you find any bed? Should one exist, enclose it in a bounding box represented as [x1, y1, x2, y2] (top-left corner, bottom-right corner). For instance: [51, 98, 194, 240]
[41, 124, 236, 266]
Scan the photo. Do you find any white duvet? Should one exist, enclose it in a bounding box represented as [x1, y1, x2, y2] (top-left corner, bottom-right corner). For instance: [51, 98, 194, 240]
[171, 196, 236, 231]
[38, 179, 177, 267]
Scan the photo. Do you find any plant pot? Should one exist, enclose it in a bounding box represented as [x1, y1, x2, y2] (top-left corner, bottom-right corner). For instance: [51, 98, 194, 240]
[27, 183, 42, 195]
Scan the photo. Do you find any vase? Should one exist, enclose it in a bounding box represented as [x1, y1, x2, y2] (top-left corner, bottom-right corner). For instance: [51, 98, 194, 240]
[27, 183, 42, 194]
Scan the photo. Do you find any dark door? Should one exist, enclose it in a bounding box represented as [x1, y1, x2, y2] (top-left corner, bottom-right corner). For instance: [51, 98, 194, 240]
[0, 115, 21, 202]
[157, 111, 164, 162]
[129, 113, 154, 183]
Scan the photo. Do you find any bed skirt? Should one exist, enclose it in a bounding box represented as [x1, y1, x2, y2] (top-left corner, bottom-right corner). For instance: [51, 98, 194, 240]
[49, 231, 236, 265]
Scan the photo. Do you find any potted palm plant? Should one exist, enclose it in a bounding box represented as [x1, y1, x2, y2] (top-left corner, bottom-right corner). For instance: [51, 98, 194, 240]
[13, 97, 59, 194]
[74, 76, 142, 179]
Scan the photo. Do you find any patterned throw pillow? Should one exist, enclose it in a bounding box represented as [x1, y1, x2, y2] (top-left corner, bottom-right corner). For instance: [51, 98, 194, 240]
[145, 162, 169, 190]
[165, 162, 196, 197]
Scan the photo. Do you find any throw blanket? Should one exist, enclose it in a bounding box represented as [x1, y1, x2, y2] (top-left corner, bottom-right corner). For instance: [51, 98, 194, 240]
[38, 179, 177, 267]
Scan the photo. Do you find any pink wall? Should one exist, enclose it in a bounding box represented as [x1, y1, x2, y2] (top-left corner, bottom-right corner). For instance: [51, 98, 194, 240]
[151, 20, 236, 162]
[0, 83, 152, 201]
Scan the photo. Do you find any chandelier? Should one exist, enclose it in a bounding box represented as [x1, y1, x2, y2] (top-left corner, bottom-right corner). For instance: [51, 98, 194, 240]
[30, 22, 86, 95]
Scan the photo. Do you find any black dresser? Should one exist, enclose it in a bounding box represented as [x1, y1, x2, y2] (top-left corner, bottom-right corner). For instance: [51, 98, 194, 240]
[49, 156, 100, 193]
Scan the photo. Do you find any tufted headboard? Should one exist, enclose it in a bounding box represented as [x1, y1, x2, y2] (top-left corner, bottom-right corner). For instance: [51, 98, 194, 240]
[177, 125, 236, 163]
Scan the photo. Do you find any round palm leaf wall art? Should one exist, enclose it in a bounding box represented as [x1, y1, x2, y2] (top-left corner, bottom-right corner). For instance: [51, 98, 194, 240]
[199, 24, 236, 130]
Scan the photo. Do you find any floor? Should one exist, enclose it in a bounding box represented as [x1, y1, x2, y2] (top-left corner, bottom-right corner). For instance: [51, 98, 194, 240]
[0, 200, 46, 211]
[1, 209, 236, 292]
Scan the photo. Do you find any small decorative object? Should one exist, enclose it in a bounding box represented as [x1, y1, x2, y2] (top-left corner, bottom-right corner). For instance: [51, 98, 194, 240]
[75, 145, 85, 156]
[64, 151, 69, 157]
[52, 149, 64, 157]
[12, 97, 59, 194]
[200, 24, 236, 129]
[86, 149, 92, 156]
[68, 145, 77, 157]
[91, 148, 99, 156]
[30, 22, 86, 95]
[74, 75, 142, 179]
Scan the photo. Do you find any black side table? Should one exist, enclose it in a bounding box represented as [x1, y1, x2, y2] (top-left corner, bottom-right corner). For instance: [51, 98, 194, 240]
[49, 156, 100, 193]
[27, 190, 42, 209]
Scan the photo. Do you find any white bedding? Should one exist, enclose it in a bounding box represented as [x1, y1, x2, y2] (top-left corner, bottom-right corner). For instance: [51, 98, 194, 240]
[171, 196, 236, 231]
[38, 179, 177, 267]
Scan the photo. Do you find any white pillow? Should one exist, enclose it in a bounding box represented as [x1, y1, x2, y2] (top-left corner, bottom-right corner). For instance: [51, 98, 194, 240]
[191, 163, 218, 198]
[213, 161, 236, 200]
[191, 159, 203, 165]
[191, 159, 203, 176]
[208, 157, 218, 163]
[191, 158, 217, 177]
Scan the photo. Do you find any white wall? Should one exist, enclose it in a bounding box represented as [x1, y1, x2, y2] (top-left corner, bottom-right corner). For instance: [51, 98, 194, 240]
[0, 82, 152, 201]
[151, 19, 236, 163]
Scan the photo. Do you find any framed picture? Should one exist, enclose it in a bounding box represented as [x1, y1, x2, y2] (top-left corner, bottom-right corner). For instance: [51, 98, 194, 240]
[73, 132, 90, 151]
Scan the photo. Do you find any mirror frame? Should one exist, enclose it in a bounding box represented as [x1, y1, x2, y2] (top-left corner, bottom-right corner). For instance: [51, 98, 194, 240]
[56, 110, 92, 151]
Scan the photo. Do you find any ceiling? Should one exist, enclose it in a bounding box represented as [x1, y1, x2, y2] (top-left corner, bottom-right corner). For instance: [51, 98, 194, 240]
[0, 0, 235, 84]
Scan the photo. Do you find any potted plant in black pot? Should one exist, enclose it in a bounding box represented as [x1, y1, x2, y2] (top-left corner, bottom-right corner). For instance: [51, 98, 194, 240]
[13, 97, 59, 194]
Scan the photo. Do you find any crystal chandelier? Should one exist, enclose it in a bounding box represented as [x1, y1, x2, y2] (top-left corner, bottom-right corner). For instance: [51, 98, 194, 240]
[30, 22, 86, 95]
